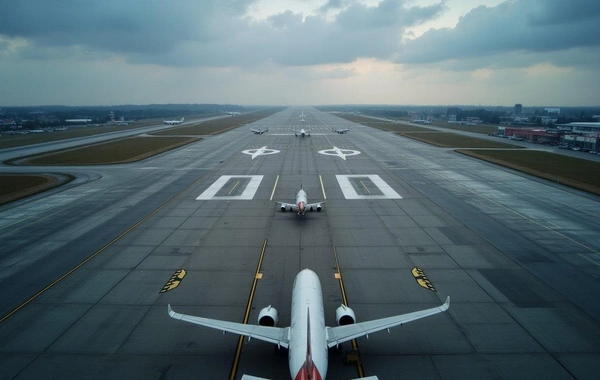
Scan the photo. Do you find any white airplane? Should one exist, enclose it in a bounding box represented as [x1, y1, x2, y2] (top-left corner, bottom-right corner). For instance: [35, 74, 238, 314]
[163, 117, 184, 125]
[332, 127, 352, 134]
[168, 269, 450, 380]
[250, 127, 268, 135]
[277, 186, 323, 215]
[293, 128, 310, 137]
[226, 111, 242, 116]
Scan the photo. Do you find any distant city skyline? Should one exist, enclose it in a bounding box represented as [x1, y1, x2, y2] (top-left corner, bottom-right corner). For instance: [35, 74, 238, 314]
[1, 0, 599, 107]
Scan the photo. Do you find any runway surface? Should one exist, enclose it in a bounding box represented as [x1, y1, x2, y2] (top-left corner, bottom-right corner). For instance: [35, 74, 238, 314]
[1, 108, 599, 379]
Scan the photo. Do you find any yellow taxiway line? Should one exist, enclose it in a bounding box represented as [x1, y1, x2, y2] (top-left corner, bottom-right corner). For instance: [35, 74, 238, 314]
[229, 239, 268, 380]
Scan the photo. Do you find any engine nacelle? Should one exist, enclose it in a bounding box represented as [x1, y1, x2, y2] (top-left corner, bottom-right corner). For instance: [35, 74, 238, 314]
[281, 205, 286, 212]
[335, 304, 356, 326]
[316, 204, 322, 212]
[258, 305, 279, 327]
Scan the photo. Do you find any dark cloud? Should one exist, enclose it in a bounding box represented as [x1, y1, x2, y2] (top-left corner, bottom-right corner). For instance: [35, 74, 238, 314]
[336, 0, 445, 30]
[0, 0, 444, 68]
[0, 0, 254, 55]
[398, 0, 600, 68]
[527, 0, 600, 25]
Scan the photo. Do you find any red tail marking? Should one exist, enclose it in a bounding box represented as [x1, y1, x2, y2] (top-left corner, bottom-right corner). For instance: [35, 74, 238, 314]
[294, 308, 322, 380]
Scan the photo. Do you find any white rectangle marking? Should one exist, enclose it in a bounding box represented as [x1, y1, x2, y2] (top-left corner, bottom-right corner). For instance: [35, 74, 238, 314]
[336, 175, 402, 200]
[197, 175, 264, 200]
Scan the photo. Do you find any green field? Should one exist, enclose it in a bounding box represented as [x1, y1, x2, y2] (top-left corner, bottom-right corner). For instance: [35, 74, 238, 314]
[17, 136, 199, 165]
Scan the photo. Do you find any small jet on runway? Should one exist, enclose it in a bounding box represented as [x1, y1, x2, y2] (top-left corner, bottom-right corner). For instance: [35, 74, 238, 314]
[163, 117, 184, 125]
[250, 127, 268, 134]
[332, 127, 352, 134]
[168, 269, 450, 380]
[293, 128, 310, 137]
[277, 186, 323, 215]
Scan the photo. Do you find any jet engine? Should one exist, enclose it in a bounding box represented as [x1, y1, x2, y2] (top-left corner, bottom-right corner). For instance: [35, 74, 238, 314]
[258, 305, 279, 327]
[316, 204, 322, 212]
[335, 304, 356, 326]
[281, 205, 286, 212]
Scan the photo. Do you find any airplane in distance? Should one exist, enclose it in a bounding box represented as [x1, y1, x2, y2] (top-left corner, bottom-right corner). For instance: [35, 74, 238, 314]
[332, 127, 352, 134]
[163, 117, 184, 125]
[277, 186, 323, 215]
[226, 111, 242, 116]
[293, 127, 310, 137]
[250, 127, 268, 134]
[168, 268, 450, 380]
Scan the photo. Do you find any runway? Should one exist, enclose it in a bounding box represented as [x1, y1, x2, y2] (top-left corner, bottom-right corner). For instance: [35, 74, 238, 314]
[1, 108, 599, 379]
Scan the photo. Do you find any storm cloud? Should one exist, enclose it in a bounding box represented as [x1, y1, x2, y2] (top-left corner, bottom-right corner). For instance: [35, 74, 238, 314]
[0, 0, 445, 67]
[0, 0, 598, 106]
[398, 0, 600, 69]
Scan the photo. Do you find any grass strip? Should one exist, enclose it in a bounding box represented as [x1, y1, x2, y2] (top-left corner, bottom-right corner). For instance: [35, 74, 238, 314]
[18, 136, 199, 165]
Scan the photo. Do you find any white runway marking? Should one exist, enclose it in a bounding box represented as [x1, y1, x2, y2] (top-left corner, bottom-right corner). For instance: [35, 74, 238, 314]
[196, 175, 264, 200]
[318, 146, 361, 160]
[242, 146, 280, 159]
[336, 175, 402, 199]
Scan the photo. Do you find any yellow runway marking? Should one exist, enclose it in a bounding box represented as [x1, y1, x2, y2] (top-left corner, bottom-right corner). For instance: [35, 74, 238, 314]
[359, 180, 371, 194]
[319, 174, 326, 200]
[228, 180, 240, 195]
[229, 239, 268, 380]
[332, 246, 365, 378]
[411, 267, 436, 292]
[160, 269, 187, 293]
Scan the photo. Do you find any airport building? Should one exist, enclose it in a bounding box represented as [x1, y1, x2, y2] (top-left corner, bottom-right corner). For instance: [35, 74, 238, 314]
[501, 127, 562, 144]
[557, 122, 600, 151]
[498, 122, 600, 151]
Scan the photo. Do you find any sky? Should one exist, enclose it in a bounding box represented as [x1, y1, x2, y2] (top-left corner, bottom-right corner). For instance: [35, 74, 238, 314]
[1, 0, 599, 107]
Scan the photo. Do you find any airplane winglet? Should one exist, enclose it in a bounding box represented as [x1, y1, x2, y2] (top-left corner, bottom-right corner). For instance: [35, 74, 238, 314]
[441, 296, 450, 311]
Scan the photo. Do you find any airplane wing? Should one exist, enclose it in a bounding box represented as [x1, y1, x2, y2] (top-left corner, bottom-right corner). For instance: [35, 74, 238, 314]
[326, 297, 449, 348]
[168, 305, 290, 348]
[277, 202, 297, 211]
[305, 201, 325, 209]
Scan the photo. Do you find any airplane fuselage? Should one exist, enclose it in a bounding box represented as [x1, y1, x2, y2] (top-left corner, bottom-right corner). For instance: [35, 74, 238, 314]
[289, 269, 328, 379]
[295, 189, 308, 215]
[164, 117, 184, 125]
